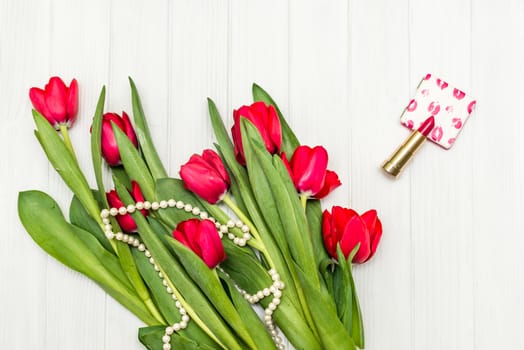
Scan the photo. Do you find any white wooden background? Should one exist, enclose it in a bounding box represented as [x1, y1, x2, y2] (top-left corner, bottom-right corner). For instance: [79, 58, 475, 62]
[1, 0, 522, 349]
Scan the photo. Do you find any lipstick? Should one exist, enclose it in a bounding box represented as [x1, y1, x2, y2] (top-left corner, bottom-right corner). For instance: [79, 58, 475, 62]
[382, 116, 435, 177]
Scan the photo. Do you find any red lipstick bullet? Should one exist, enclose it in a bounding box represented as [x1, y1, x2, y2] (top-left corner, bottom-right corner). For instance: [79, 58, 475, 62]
[382, 116, 435, 177]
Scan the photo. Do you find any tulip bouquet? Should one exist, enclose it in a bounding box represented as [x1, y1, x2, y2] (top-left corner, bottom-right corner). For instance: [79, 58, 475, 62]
[18, 76, 382, 350]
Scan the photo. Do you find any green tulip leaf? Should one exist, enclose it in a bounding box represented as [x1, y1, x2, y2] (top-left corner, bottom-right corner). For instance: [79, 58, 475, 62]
[90, 86, 109, 209]
[138, 326, 217, 350]
[129, 77, 168, 180]
[306, 199, 330, 273]
[18, 190, 157, 325]
[112, 123, 155, 200]
[165, 237, 257, 350]
[252, 83, 300, 156]
[294, 263, 357, 350]
[118, 191, 244, 350]
[218, 271, 277, 350]
[33, 110, 100, 223]
[69, 193, 114, 253]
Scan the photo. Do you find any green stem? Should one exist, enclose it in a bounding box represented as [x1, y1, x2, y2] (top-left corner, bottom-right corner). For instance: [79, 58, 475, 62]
[300, 194, 308, 211]
[59, 124, 78, 163]
[222, 194, 274, 268]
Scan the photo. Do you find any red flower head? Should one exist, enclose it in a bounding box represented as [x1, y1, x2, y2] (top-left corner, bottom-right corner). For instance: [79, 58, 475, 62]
[99, 112, 138, 166]
[173, 219, 226, 269]
[322, 206, 382, 263]
[180, 149, 230, 204]
[282, 145, 341, 198]
[106, 181, 147, 233]
[29, 76, 78, 129]
[231, 101, 282, 165]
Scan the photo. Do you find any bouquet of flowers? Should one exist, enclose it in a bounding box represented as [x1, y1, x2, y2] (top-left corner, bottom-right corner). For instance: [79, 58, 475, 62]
[19, 76, 382, 350]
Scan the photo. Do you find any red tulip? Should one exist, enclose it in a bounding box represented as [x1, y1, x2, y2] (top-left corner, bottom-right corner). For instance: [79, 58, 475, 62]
[322, 206, 382, 263]
[29, 76, 78, 129]
[180, 149, 230, 204]
[283, 145, 341, 198]
[106, 181, 147, 233]
[173, 219, 226, 268]
[231, 101, 282, 165]
[100, 112, 138, 166]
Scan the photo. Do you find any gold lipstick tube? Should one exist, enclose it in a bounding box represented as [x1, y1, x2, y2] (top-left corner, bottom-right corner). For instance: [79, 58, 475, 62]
[382, 131, 427, 177]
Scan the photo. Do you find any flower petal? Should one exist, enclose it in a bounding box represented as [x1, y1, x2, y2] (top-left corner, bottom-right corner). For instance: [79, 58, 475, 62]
[313, 169, 341, 199]
[45, 76, 68, 122]
[340, 215, 371, 263]
[29, 87, 56, 126]
[66, 78, 78, 124]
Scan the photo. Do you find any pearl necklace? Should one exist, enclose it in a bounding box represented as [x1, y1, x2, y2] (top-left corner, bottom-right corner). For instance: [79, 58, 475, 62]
[100, 198, 285, 350]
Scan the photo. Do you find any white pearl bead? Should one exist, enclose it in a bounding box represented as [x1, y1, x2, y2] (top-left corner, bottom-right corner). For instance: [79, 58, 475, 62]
[105, 232, 115, 240]
[228, 233, 235, 240]
[109, 208, 118, 216]
[100, 209, 110, 218]
[166, 287, 172, 294]
[165, 326, 174, 335]
[268, 303, 277, 311]
[175, 301, 181, 308]
[243, 233, 251, 240]
[158, 272, 163, 278]
[162, 279, 168, 287]
[176, 201, 184, 209]
[102, 218, 110, 225]
[235, 220, 243, 228]
[173, 323, 181, 331]
[149, 257, 155, 264]
[200, 212, 208, 219]
[118, 207, 127, 215]
[272, 297, 281, 305]
[163, 343, 171, 350]
[162, 335, 171, 343]
[122, 234, 129, 243]
[271, 273, 280, 281]
[192, 207, 200, 215]
[256, 291, 264, 299]
[104, 224, 112, 231]
[209, 217, 216, 223]
[227, 220, 235, 228]
[115, 232, 123, 241]
[219, 225, 228, 233]
[241, 225, 249, 233]
[135, 202, 144, 210]
[160, 200, 168, 208]
[179, 308, 186, 315]
[168, 199, 176, 207]
[154, 264, 160, 271]
[171, 294, 177, 300]
[145, 250, 151, 258]
[180, 321, 188, 329]
[184, 204, 192, 212]
[233, 237, 240, 245]
[265, 309, 273, 316]
[181, 315, 189, 323]
[144, 201, 152, 210]
[126, 205, 135, 213]
[237, 239, 246, 246]
[263, 288, 270, 296]
[151, 202, 160, 210]
[133, 239, 140, 247]
[138, 244, 146, 251]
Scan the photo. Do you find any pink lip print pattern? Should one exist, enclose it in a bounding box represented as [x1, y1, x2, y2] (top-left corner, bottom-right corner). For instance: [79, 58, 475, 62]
[436, 79, 449, 90]
[453, 88, 466, 100]
[407, 99, 417, 112]
[400, 73, 476, 149]
[468, 100, 476, 114]
[452, 118, 462, 129]
[431, 126, 443, 142]
[428, 101, 441, 115]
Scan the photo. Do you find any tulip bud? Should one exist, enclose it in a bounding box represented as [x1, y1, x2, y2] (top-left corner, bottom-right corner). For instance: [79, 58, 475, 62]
[283, 145, 341, 198]
[322, 206, 382, 263]
[180, 149, 230, 204]
[29, 76, 78, 130]
[106, 181, 147, 233]
[173, 219, 226, 268]
[231, 101, 282, 165]
[99, 112, 138, 166]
